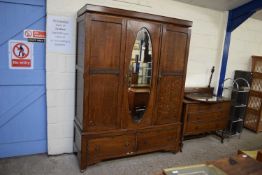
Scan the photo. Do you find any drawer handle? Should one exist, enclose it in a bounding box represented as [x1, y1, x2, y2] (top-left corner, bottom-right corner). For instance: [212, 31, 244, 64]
[94, 145, 100, 153]
[158, 73, 162, 80]
[167, 137, 174, 142]
[125, 141, 130, 147]
[126, 152, 134, 155]
[88, 120, 95, 126]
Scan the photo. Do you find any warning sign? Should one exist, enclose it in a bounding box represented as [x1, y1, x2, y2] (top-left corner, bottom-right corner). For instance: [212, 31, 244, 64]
[24, 29, 46, 42]
[9, 40, 33, 69]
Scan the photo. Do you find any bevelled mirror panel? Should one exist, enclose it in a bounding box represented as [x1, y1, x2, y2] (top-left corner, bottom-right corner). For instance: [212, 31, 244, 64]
[128, 28, 152, 122]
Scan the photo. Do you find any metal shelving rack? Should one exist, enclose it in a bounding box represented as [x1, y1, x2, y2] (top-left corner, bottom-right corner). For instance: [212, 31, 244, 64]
[222, 77, 250, 138]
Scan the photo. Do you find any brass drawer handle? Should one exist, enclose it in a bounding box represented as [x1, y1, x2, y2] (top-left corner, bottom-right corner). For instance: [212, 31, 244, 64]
[88, 120, 95, 126]
[126, 152, 134, 155]
[158, 73, 162, 80]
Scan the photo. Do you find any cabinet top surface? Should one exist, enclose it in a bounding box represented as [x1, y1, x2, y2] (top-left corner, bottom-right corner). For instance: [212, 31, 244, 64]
[77, 4, 192, 27]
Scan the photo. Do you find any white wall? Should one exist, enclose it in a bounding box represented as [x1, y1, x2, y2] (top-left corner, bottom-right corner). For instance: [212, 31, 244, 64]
[46, 0, 227, 154]
[226, 18, 262, 80]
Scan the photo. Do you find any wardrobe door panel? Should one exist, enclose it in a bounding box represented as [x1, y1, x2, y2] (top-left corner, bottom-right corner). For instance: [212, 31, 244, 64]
[160, 25, 188, 73]
[122, 20, 161, 129]
[89, 15, 123, 69]
[88, 74, 119, 131]
[85, 14, 126, 131]
[156, 76, 183, 124]
[155, 25, 190, 125]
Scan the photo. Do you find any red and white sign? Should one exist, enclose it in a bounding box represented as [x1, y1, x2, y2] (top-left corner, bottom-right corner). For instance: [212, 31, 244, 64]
[24, 29, 46, 39]
[9, 40, 33, 69]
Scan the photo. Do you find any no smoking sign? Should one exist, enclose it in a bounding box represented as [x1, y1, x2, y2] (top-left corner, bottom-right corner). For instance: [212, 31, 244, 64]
[9, 40, 33, 69]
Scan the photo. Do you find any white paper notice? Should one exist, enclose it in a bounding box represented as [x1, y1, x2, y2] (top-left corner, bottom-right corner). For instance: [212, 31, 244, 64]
[46, 16, 74, 54]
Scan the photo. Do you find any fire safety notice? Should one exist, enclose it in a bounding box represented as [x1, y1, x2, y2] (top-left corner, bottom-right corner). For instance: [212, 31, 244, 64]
[9, 40, 34, 69]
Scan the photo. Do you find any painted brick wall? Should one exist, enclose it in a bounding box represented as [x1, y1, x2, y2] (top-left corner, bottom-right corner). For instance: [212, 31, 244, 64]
[46, 0, 227, 154]
[226, 18, 262, 81]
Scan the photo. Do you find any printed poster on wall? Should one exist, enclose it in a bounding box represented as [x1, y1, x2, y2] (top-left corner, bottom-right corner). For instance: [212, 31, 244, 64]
[46, 15, 74, 54]
[9, 40, 34, 69]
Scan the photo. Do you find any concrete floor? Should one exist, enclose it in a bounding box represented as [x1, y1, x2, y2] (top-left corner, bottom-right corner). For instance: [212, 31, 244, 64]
[1, 129, 262, 175]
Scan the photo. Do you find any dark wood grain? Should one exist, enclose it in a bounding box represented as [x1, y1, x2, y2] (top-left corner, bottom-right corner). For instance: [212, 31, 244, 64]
[137, 124, 180, 153]
[257, 150, 262, 162]
[155, 25, 190, 125]
[182, 93, 231, 136]
[122, 19, 161, 129]
[155, 76, 184, 124]
[74, 4, 192, 171]
[77, 4, 192, 27]
[87, 134, 136, 164]
[210, 155, 262, 175]
[84, 14, 126, 132]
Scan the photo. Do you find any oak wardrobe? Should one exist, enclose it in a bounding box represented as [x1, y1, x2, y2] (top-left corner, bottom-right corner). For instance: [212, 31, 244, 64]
[74, 4, 192, 170]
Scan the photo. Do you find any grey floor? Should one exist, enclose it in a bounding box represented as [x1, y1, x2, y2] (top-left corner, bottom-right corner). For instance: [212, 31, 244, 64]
[1, 129, 262, 175]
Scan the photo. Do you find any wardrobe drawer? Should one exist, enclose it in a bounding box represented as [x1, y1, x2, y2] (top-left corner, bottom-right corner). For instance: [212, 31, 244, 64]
[88, 134, 136, 160]
[188, 111, 227, 122]
[137, 126, 180, 152]
[188, 103, 229, 113]
[186, 121, 227, 134]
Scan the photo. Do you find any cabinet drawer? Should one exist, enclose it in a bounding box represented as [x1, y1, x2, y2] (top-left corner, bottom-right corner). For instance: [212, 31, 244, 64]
[88, 134, 136, 160]
[186, 121, 227, 135]
[137, 126, 180, 152]
[188, 103, 230, 113]
[188, 111, 227, 122]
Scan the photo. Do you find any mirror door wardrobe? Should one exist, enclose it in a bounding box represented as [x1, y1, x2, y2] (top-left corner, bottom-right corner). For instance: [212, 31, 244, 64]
[122, 20, 161, 129]
[74, 4, 192, 171]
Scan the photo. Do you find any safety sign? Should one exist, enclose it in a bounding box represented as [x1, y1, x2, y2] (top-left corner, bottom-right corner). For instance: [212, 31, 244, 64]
[9, 40, 34, 69]
[24, 29, 46, 42]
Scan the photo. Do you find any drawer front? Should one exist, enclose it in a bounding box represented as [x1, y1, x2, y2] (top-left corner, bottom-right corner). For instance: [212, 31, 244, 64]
[188, 111, 227, 122]
[137, 125, 180, 152]
[88, 134, 136, 160]
[186, 121, 227, 135]
[188, 102, 230, 113]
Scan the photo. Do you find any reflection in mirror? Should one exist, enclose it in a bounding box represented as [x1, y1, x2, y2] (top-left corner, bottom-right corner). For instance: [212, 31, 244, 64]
[128, 28, 152, 122]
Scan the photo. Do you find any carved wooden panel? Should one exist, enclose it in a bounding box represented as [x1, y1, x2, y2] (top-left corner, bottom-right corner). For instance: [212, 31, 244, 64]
[155, 24, 189, 125]
[155, 76, 183, 124]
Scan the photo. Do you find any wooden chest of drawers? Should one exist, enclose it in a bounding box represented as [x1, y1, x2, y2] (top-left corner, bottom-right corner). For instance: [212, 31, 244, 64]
[182, 99, 231, 136]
